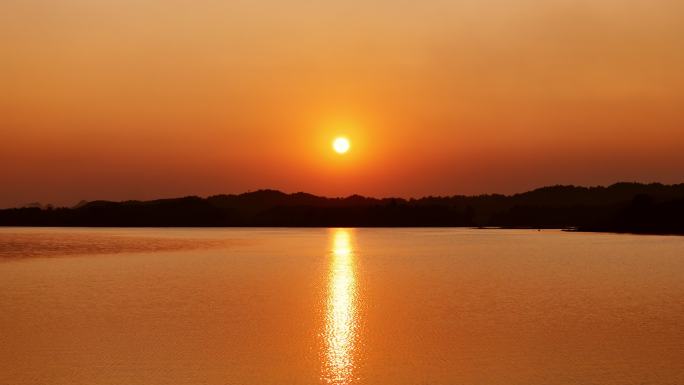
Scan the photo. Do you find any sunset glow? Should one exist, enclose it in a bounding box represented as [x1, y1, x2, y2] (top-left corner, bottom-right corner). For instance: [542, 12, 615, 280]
[1, 0, 683, 384]
[1, 0, 683, 207]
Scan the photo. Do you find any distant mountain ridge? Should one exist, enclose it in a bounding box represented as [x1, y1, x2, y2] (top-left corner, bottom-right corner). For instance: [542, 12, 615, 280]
[1, 183, 683, 234]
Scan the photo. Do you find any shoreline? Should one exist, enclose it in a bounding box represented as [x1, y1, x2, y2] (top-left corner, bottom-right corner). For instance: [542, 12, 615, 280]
[1, 225, 682, 236]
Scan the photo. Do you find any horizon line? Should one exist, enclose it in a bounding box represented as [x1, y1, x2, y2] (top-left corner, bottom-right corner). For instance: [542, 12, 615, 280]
[8, 180, 684, 210]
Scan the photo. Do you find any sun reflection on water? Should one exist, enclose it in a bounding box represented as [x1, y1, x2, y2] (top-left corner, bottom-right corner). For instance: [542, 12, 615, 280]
[322, 229, 359, 385]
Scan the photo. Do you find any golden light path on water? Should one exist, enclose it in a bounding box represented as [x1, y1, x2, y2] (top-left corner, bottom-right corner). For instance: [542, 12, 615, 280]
[322, 229, 359, 385]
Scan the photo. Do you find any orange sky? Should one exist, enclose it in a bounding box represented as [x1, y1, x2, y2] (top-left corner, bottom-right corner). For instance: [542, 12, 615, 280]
[2, 0, 683, 207]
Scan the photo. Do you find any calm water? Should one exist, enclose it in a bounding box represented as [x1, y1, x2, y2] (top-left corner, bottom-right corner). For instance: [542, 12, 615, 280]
[1, 228, 683, 385]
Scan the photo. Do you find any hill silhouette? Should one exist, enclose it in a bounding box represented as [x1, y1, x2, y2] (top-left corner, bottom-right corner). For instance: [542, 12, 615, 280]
[1, 183, 683, 234]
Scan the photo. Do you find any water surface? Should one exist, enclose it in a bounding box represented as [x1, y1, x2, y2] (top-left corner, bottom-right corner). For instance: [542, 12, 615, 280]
[1, 228, 683, 385]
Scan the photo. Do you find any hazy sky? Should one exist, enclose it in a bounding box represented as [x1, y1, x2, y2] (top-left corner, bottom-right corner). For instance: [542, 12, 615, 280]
[2, 0, 683, 207]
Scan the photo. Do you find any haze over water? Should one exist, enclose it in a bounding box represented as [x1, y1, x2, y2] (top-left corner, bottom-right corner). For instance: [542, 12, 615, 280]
[1, 228, 683, 385]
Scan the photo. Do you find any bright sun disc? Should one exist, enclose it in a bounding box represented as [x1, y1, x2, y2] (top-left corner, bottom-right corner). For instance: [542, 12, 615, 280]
[333, 137, 350, 154]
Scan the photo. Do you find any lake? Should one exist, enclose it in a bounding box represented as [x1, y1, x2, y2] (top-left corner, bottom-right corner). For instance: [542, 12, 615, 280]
[1, 228, 683, 385]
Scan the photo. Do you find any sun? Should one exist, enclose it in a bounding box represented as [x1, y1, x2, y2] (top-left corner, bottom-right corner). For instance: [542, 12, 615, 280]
[332, 137, 350, 154]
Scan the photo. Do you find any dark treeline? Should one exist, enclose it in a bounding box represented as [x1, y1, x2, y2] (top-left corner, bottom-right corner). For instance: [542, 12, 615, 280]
[1, 182, 683, 234]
